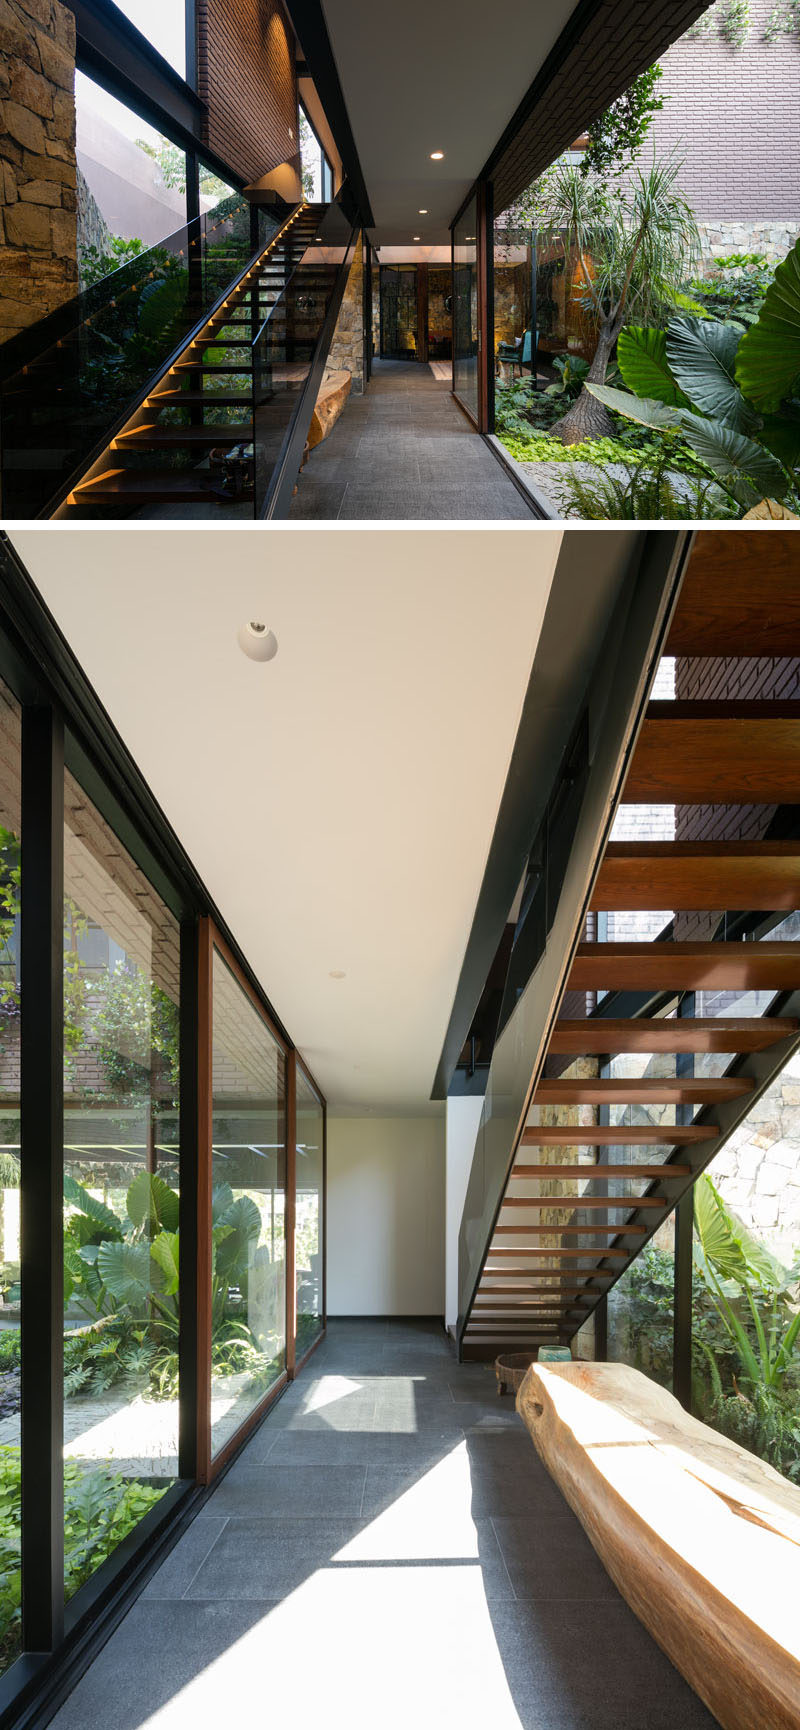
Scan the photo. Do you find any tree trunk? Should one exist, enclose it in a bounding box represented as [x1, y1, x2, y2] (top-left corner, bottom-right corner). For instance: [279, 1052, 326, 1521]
[551, 325, 617, 446]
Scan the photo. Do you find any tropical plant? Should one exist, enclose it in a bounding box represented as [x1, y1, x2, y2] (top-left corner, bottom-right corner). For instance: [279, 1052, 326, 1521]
[692, 1175, 800, 1479]
[588, 239, 800, 511]
[79, 236, 148, 290]
[581, 64, 665, 177]
[63, 1171, 273, 1399]
[688, 252, 775, 325]
[534, 153, 700, 442]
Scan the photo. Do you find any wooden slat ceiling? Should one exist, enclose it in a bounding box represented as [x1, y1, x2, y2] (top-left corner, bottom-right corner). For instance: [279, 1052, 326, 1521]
[462, 535, 800, 1353]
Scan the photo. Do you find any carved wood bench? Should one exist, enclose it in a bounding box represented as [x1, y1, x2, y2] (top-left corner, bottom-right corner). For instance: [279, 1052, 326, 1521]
[517, 1360, 800, 1730]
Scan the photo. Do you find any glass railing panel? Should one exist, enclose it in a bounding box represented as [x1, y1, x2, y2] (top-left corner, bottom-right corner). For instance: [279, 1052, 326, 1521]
[251, 198, 354, 517]
[0, 195, 274, 520]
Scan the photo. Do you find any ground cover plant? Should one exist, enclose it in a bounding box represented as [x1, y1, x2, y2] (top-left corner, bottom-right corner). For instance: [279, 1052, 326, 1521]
[0, 1445, 164, 1670]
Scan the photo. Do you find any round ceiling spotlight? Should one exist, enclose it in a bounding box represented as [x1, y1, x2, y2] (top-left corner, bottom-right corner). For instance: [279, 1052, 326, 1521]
[430, 151, 444, 160]
[238, 620, 278, 662]
[418, 208, 428, 214]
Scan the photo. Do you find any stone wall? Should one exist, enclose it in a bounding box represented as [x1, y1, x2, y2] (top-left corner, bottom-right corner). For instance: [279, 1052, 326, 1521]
[697, 219, 800, 264]
[710, 1053, 800, 1266]
[0, 0, 77, 342]
[326, 236, 364, 394]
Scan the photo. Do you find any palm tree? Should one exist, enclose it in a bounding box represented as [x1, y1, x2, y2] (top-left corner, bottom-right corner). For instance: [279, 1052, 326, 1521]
[536, 153, 700, 444]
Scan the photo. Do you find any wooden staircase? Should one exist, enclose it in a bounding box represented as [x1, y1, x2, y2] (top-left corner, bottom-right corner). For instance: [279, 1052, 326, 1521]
[61, 203, 329, 517]
[460, 538, 800, 1357]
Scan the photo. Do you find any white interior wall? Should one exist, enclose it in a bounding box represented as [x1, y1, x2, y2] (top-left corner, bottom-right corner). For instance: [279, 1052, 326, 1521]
[445, 1096, 484, 1330]
[326, 1116, 445, 1315]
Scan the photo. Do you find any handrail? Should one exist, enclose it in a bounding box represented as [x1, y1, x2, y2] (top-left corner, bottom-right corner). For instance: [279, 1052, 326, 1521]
[43, 203, 303, 522]
[0, 195, 251, 385]
[254, 219, 358, 520]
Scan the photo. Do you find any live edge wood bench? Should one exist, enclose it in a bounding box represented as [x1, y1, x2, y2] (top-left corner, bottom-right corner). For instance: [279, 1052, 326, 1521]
[307, 369, 352, 453]
[516, 1361, 800, 1730]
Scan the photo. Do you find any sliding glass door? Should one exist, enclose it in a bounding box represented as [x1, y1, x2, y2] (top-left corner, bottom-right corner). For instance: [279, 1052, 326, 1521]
[453, 196, 479, 420]
[295, 1065, 325, 1361]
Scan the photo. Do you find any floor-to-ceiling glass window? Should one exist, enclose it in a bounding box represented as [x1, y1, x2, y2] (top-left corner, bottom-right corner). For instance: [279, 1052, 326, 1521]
[453, 197, 478, 420]
[75, 72, 189, 284]
[295, 1068, 324, 1358]
[108, 0, 187, 76]
[0, 680, 21, 1676]
[210, 946, 287, 1460]
[62, 770, 181, 1599]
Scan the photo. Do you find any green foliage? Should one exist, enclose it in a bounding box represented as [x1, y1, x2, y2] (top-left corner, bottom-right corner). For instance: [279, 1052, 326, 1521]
[616, 326, 691, 406]
[135, 137, 186, 191]
[735, 236, 800, 411]
[79, 236, 147, 290]
[0, 1331, 19, 1373]
[589, 246, 800, 511]
[687, 0, 751, 46]
[764, 0, 800, 38]
[0, 1443, 164, 1665]
[581, 65, 665, 177]
[0, 825, 20, 1029]
[689, 253, 775, 324]
[558, 453, 734, 518]
[692, 1175, 800, 1481]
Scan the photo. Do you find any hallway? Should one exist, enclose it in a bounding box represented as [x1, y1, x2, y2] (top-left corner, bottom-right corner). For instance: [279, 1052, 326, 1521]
[50, 1321, 717, 1730]
[288, 361, 533, 520]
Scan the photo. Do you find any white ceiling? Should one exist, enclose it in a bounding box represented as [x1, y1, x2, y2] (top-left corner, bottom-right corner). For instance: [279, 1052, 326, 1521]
[319, 0, 580, 243]
[14, 530, 560, 1114]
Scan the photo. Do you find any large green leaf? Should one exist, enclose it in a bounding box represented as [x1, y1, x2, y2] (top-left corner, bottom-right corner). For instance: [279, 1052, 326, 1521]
[757, 407, 800, 471]
[96, 1240, 151, 1305]
[218, 1194, 261, 1242]
[587, 384, 685, 430]
[150, 1230, 179, 1296]
[211, 1183, 234, 1226]
[617, 326, 690, 406]
[674, 410, 789, 502]
[63, 1175, 123, 1239]
[665, 317, 754, 432]
[735, 236, 800, 411]
[127, 1171, 179, 1236]
[694, 1175, 785, 1294]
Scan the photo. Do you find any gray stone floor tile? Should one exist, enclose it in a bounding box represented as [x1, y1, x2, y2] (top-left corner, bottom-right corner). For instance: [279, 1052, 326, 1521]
[207, 1461, 366, 1517]
[141, 1516, 229, 1600]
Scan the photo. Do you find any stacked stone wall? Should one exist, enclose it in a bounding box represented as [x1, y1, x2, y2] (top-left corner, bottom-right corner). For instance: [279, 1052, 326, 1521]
[326, 238, 364, 394]
[0, 0, 77, 342]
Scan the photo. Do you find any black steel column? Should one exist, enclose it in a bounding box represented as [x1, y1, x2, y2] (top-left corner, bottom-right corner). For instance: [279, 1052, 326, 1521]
[178, 915, 200, 1482]
[20, 705, 64, 1652]
[673, 991, 696, 1409]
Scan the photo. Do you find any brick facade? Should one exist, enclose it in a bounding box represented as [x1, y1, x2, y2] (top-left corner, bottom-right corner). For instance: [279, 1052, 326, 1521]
[195, 0, 298, 189]
[0, 0, 77, 342]
[648, 0, 800, 224]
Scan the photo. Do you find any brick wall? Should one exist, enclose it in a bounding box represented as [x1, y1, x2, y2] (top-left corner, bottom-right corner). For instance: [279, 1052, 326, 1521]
[195, 0, 298, 188]
[675, 654, 800, 843]
[0, 0, 77, 342]
[647, 0, 800, 223]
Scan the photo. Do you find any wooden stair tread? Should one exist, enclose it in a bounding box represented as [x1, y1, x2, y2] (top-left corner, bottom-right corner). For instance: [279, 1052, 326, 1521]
[626, 705, 800, 803]
[148, 392, 253, 407]
[592, 841, 800, 913]
[666, 533, 800, 656]
[72, 468, 249, 504]
[494, 1224, 646, 1235]
[114, 425, 252, 449]
[550, 1016, 797, 1052]
[568, 940, 800, 991]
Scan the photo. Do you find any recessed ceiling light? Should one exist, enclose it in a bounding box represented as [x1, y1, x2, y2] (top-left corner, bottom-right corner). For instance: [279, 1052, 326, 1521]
[418, 208, 428, 214]
[238, 620, 278, 661]
[430, 151, 444, 160]
[413, 235, 420, 241]
[329, 969, 346, 980]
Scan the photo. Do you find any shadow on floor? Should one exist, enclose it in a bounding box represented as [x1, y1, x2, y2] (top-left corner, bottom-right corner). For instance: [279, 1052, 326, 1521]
[48, 1320, 719, 1730]
[288, 360, 534, 521]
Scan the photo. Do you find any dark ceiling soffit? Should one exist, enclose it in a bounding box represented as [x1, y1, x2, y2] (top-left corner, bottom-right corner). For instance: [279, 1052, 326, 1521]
[0, 536, 295, 1055]
[429, 529, 673, 1103]
[282, 0, 374, 226]
[69, 0, 206, 153]
[467, 0, 713, 219]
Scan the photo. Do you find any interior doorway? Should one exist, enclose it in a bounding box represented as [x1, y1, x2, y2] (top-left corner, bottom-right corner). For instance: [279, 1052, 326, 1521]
[377, 264, 452, 364]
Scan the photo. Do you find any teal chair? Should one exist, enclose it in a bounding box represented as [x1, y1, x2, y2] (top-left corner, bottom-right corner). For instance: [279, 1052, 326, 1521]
[496, 328, 536, 377]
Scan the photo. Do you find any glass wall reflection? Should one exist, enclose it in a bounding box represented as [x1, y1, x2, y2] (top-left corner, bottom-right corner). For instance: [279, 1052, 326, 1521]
[210, 950, 286, 1457]
[62, 770, 180, 1601]
[0, 681, 21, 1675]
[453, 198, 478, 420]
[295, 1070, 323, 1357]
